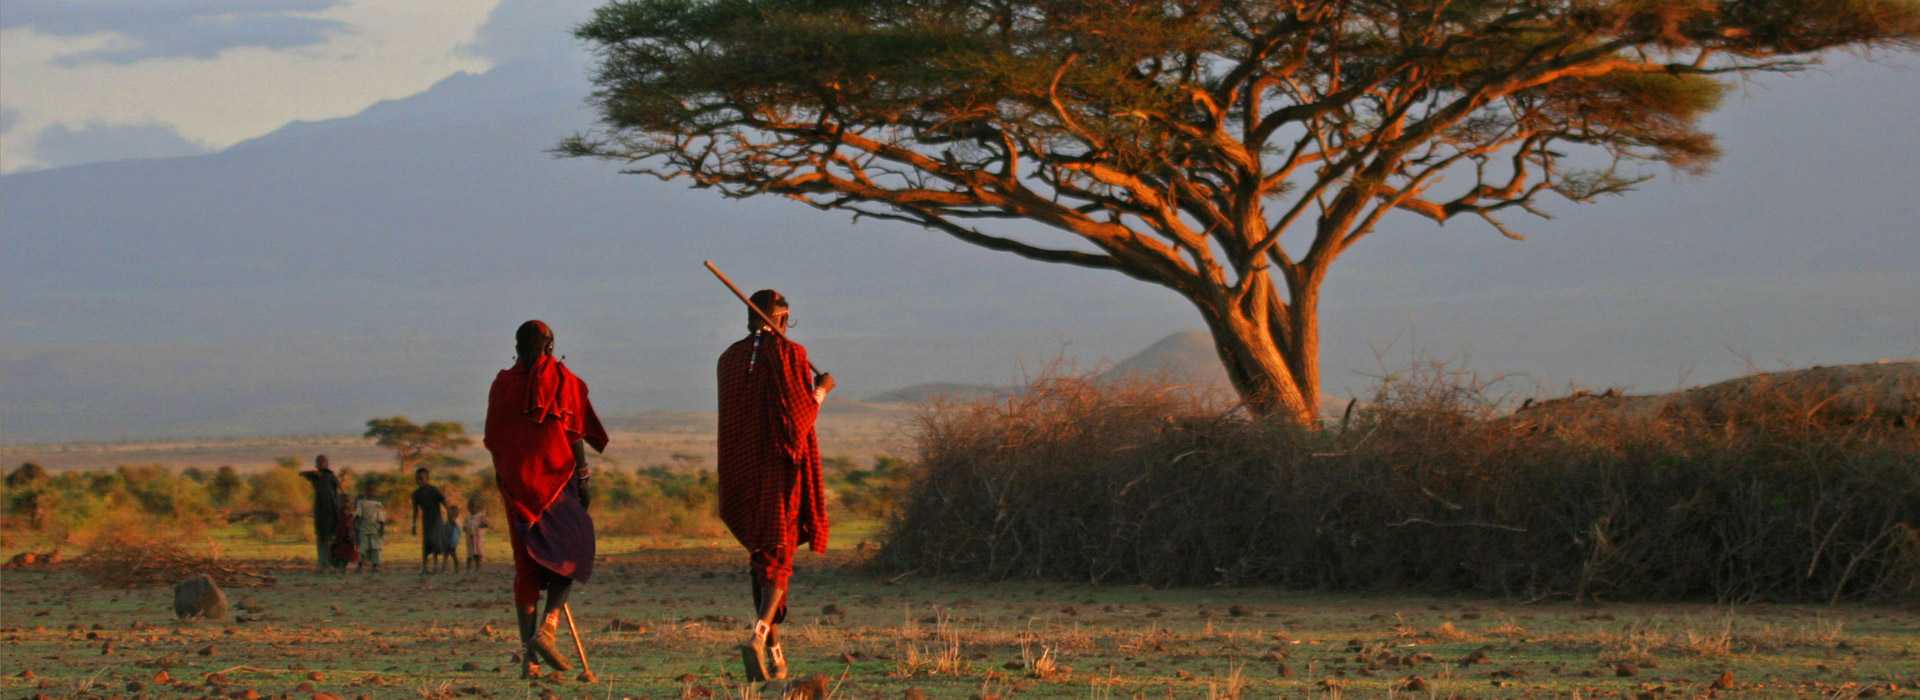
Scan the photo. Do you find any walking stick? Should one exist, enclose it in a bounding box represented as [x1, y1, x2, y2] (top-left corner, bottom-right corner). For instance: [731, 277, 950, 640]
[703, 260, 820, 374]
[561, 603, 596, 682]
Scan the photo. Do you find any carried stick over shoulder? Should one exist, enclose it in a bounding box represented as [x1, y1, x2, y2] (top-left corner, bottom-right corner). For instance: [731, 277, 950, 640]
[703, 260, 820, 374]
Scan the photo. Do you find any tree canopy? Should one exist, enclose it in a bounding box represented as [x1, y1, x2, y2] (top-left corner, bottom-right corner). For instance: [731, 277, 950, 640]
[363, 416, 473, 472]
[565, 0, 1919, 423]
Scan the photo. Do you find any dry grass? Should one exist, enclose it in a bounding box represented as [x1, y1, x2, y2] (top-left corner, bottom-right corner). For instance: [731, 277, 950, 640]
[880, 363, 1920, 602]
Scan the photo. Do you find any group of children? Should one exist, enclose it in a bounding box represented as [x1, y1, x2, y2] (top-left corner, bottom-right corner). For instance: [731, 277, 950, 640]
[331, 469, 488, 575]
[407, 467, 489, 574]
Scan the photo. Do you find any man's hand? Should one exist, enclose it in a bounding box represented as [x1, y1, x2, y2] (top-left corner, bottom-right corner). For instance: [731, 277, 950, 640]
[575, 474, 592, 511]
[815, 372, 837, 395]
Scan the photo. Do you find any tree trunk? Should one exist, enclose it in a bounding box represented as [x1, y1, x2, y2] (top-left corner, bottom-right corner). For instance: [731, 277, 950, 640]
[1189, 277, 1319, 426]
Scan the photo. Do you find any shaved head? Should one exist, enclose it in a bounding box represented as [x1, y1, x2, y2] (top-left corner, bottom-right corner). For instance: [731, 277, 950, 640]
[515, 319, 554, 359]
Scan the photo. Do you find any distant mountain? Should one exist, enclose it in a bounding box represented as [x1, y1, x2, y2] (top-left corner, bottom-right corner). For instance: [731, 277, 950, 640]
[867, 382, 1013, 404]
[869, 331, 1231, 403]
[1095, 330, 1230, 392]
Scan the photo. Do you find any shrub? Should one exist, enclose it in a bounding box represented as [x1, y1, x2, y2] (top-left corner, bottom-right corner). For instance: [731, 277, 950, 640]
[878, 367, 1920, 603]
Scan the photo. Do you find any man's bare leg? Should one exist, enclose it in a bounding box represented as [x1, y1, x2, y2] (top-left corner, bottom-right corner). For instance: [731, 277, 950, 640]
[741, 582, 784, 682]
[529, 579, 573, 671]
[515, 605, 542, 678]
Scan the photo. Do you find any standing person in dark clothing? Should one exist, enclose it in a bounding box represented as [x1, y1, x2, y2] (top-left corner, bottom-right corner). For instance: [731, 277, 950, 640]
[485, 320, 608, 678]
[299, 455, 346, 573]
[410, 468, 449, 575]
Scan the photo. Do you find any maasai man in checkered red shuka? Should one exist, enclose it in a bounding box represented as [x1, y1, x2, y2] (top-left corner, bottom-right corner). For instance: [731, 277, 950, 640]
[717, 289, 835, 683]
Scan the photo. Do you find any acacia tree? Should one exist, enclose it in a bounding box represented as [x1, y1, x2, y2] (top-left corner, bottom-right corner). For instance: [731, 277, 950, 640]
[363, 416, 473, 472]
[564, 0, 1917, 424]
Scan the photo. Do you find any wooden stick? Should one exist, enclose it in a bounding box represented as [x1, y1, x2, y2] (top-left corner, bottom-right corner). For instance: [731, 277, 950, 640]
[703, 260, 820, 374]
[561, 603, 595, 681]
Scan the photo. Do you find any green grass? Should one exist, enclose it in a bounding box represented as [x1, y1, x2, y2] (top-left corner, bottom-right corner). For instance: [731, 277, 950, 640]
[4, 531, 1916, 699]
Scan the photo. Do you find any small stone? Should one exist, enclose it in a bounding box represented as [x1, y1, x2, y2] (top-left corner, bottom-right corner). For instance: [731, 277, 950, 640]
[306, 671, 324, 682]
[903, 690, 928, 700]
[1228, 605, 1250, 617]
[199, 644, 216, 656]
[1713, 671, 1734, 690]
[1615, 662, 1637, 677]
[173, 575, 230, 621]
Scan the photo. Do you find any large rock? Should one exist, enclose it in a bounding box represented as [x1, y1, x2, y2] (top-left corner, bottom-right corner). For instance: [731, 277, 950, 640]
[172, 575, 228, 620]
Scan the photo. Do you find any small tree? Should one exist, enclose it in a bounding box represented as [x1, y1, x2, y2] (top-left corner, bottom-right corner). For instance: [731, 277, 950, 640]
[363, 416, 474, 472]
[6, 462, 48, 489]
[209, 466, 244, 507]
[566, 0, 1919, 425]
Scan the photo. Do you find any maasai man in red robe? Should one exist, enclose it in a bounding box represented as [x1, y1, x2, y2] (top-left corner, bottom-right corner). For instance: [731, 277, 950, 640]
[717, 289, 835, 682]
[485, 320, 609, 678]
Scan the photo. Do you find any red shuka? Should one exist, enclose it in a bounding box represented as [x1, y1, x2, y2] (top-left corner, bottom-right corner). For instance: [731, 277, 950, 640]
[485, 355, 609, 524]
[717, 333, 829, 558]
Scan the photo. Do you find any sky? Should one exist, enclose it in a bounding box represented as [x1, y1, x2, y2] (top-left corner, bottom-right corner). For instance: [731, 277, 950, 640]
[0, 1, 1915, 442]
[0, 1, 500, 172]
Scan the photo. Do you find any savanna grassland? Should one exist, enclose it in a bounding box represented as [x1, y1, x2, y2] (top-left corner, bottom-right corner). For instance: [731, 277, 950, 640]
[3, 529, 1916, 700]
[3, 365, 1917, 699]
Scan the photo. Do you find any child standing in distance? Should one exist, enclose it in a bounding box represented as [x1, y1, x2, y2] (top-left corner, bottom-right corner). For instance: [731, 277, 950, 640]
[440, 505, 465, 573]
[354, 491, 387, 573]
[463, 506, 488, 572]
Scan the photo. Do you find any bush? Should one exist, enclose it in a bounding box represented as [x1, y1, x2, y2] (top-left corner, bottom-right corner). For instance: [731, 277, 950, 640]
[877, 367, 1920, 603]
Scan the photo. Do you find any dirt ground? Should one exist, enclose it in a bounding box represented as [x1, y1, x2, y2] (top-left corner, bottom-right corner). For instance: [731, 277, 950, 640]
[3, 535, 1915, 700]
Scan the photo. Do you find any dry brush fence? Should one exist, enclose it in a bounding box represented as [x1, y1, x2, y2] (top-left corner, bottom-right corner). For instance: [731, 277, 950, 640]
[877, 366, 1919, 603]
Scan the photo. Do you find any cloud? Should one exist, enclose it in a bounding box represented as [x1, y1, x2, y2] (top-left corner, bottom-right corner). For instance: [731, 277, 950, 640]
[31, 121, 209, 168]
[0, 108, 19, 135]
[462, 0, 600, 65]
[1, 0, 351, 65]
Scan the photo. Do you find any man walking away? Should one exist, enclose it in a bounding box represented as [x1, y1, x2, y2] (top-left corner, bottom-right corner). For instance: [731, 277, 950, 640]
[485, 320, 608, 678]
[717, 289, 835, 682]
[299, 455, 345, 573]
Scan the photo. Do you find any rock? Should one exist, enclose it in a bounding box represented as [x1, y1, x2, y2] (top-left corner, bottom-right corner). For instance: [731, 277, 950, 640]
[821, 604, 844, 616]
[1615, 662, 1637, 677]
[199, 644, 216, 656]
[1713, 671, 1734, 689]
[1398, 676, 1428, 692]
[306, 672, 324, 682]
[1228, 605, 1250, 617]
[173, 575, 229, 620]
[903, 690, 928, 700]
